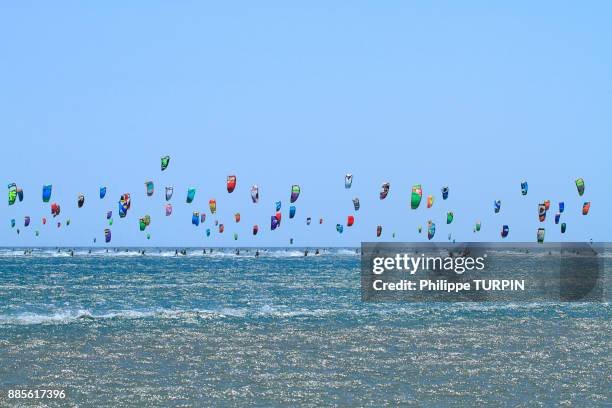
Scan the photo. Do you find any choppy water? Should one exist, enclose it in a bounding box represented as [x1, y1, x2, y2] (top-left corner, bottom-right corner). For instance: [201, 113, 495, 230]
[0, 248, 610, 407]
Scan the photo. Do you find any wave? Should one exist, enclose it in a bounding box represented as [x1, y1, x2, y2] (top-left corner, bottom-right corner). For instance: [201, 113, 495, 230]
[0, 305, 343, 326]
[2, 302, 607, 326]
[0, 248, 361, 259]
[0, 307, 247, 326]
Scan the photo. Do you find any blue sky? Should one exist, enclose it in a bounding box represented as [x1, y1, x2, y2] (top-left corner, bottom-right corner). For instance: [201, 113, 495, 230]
[1, 2, 610, 246]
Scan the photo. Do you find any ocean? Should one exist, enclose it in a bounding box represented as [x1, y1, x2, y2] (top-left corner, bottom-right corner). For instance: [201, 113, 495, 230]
[0, 248, 609, 407]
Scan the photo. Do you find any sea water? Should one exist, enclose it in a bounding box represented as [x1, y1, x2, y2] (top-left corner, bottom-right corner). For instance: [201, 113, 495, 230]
[0, 248, 609, 406]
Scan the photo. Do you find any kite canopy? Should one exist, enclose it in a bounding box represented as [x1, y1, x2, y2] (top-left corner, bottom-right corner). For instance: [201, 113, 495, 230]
[537, 228, 545, 243]
[427, 221, 435, 240]
[165, 187, 173, 201]
[161, 156, 170, 171]
[446, 212, 454, 224]
[538, 203, 547, 222]
[411, 185, 422, 209]
[201, 213, 206, 223]
[554, 213, 561, 224]
[521, 181, 528, 196]
[227, 175, 237, 193]
[186, 188, 196, 203]
[192, 212, 200, 226]
[376, 225, 382, 237]
[575, 178, 585, 196]
[289, 206, 296, 219]
[494, 200, 501, 213]
[559, 202, 564, 213]
[78, 194, 85, 208]
[104, 229, 111, 243]
[418, 225, 422, 233]
[51, 203, 61, 217]
[206, 228, 211, 237]
[271, 216, 278, 230]
[347, 215, 354, 227]
[319, 218, 323, 224]
[24, 216, 30, 227]
[501, 225, 509, 238]
[8, 183, 17, 205]
[290, 185, 300, 203]
[544, 200, 550, 211]
[275, 201, 281, 211]
[253, 225, 259, 235]
[122, 194, 131, 210]
[275, 211, 282, 225]
[234, 233, 238, 241]
[290, 238, 293, 245]
[561, 223, 567, 233]
[10, 219, 15, 228]
[441, 186, 449, 200]
[118, 194, 131, 218]
[165, 203, 172, 216]
[209, 199, 216, 214]
[145, 181, 154, 197]
[353, 198, 360, 211]
[42, 217, 46, 225]
[582, 202, 591, 215]
[336, 224, 344, 233]
[219, 224, 224, 233]
[475, 221, 481, 232]
[427, 195, 434, 209]
[345, 174, 353, 189]
[235, 213, 241, 223]
[380, 182, 390, 200]
[251, 185, 259, 203]
[107, 211, 112, 219]
[139, 218, 147, 231]
[99, 187, 106, 199]
[42, 185, 52, 203]
[16, 188, 23, 202]
[306, 217, 312, 225]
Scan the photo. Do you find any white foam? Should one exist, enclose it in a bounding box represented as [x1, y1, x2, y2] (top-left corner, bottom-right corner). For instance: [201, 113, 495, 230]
[0, 248, 362, 259]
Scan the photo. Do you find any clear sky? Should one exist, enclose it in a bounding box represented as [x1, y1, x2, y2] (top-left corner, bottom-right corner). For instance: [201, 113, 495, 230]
[1, 2, 610, 246]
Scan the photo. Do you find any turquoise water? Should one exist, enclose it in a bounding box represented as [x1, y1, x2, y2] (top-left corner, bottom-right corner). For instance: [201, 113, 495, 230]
[0, 248, 610, 406]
